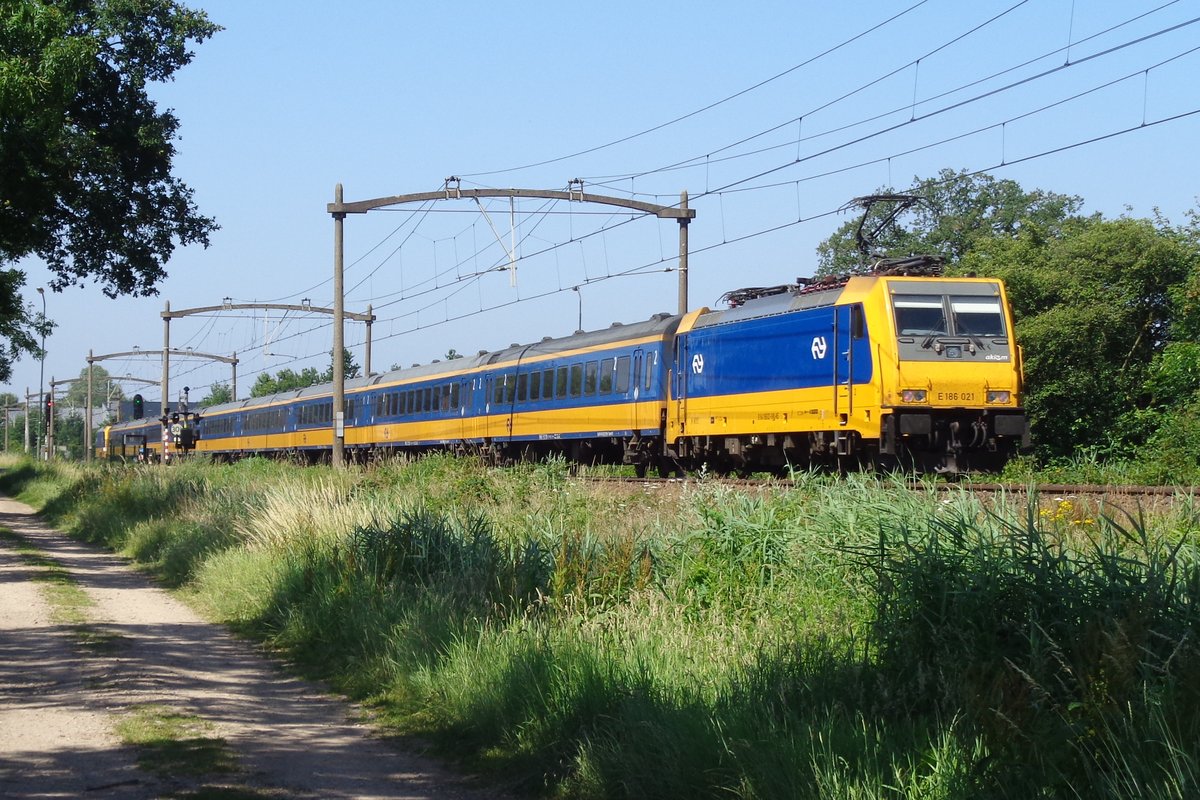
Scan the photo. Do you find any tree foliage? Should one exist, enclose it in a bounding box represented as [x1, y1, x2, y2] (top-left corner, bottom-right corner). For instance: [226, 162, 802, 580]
[251, 367, 321, 398]
[816, 169, 1084, 276]
[197, 381, 231, 407]
[0, 0, 219, 378]
[250, 349, 361, 398]
[62, 363, 123, 407]
[960, 216, 1198, 461]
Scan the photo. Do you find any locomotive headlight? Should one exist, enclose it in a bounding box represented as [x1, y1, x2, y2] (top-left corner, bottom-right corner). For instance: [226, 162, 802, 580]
[986, 391, 1011, 404]
[901, 389, 927, 403]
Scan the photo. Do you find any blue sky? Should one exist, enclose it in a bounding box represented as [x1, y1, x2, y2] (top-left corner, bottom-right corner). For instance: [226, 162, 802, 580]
[11, 0, 1200, 407]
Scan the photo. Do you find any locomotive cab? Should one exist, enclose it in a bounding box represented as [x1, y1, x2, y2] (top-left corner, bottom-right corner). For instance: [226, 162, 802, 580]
[878, 276, 1029, 471]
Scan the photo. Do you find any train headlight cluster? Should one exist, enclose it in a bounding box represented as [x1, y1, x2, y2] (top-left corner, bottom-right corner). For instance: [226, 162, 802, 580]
[901, 389, 927, 403]
[986, 391, 1011, 404]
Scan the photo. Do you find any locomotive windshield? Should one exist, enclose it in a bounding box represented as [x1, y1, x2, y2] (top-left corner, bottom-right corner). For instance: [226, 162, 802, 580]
[891, 290, 1006, 339]
[893, 294, 948, 336]
[949, 295, 1005, 337]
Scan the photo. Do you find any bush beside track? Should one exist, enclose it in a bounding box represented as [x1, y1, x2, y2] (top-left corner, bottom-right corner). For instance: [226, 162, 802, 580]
[2, 454, 1198, 799]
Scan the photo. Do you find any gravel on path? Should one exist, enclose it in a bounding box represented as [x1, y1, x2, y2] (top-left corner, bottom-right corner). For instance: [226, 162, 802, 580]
[0, 495, 507, 800]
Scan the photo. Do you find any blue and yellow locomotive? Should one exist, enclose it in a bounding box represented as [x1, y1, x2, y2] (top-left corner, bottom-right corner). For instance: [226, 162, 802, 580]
[100, 260, 1029, 473]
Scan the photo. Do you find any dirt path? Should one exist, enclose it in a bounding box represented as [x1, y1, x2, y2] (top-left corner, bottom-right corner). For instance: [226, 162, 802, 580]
[0, 496, 508, 799]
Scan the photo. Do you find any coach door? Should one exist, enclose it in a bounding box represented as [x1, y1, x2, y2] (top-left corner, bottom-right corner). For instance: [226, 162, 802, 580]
[671, 337, 688, 438]
[630, 349, 643, 430]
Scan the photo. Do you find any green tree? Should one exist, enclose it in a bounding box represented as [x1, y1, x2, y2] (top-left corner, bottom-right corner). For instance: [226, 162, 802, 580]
[0, 0, 220, 380]
[815, 169, 1083, 276]
[250, 366, 323, 398]
[319, 348, 360, 382]
[0, 394, 22, 452]
[198, 381, 232, 407]
[53, 411, 84, 459]
[62, 364, 123, 407]
[2, 411, 23, 451]
[249, 373, 278, 398]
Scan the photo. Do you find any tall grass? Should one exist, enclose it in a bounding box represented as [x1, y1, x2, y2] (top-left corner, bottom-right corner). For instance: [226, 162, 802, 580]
[1, 452, 1196, 798]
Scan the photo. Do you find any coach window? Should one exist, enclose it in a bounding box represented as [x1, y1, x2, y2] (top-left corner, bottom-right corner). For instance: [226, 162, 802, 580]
[645, 352, 656, 390]
[504, 375, 516, 403]
[517, 373, 528, 402]
[544, 369, 555, 400]
[425, 387, 434, 412]
[556, 366, 568, 398]
[529, 371, 540, 401]
[493, 377, 504, 405]
[616, 355, 631, 393]
[584, 361, 598, 395]
[570, 364, 583, 397]
[450, 383, 460, 409]
[598, 358, 614, 394]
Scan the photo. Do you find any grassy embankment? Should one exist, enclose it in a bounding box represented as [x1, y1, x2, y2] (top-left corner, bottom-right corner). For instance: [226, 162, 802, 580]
[1, 454, 1197, 799]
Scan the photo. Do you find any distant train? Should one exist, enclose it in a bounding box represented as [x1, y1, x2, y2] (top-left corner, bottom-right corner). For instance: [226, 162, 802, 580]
[98, 259, 1029, 474]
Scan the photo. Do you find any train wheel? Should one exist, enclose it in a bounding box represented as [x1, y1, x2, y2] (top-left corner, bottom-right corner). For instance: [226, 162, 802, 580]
[655, 457, 684, 478]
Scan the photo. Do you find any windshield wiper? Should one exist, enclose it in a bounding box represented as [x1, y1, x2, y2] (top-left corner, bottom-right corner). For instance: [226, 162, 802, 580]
[920, 333, 945, 353]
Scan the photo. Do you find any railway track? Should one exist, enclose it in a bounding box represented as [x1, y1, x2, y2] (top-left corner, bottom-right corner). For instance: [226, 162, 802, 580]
[577, 474, 1193, 499]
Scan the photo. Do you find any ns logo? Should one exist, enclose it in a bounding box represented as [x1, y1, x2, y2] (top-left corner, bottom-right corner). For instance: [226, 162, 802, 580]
[811, 336, 828, 359]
